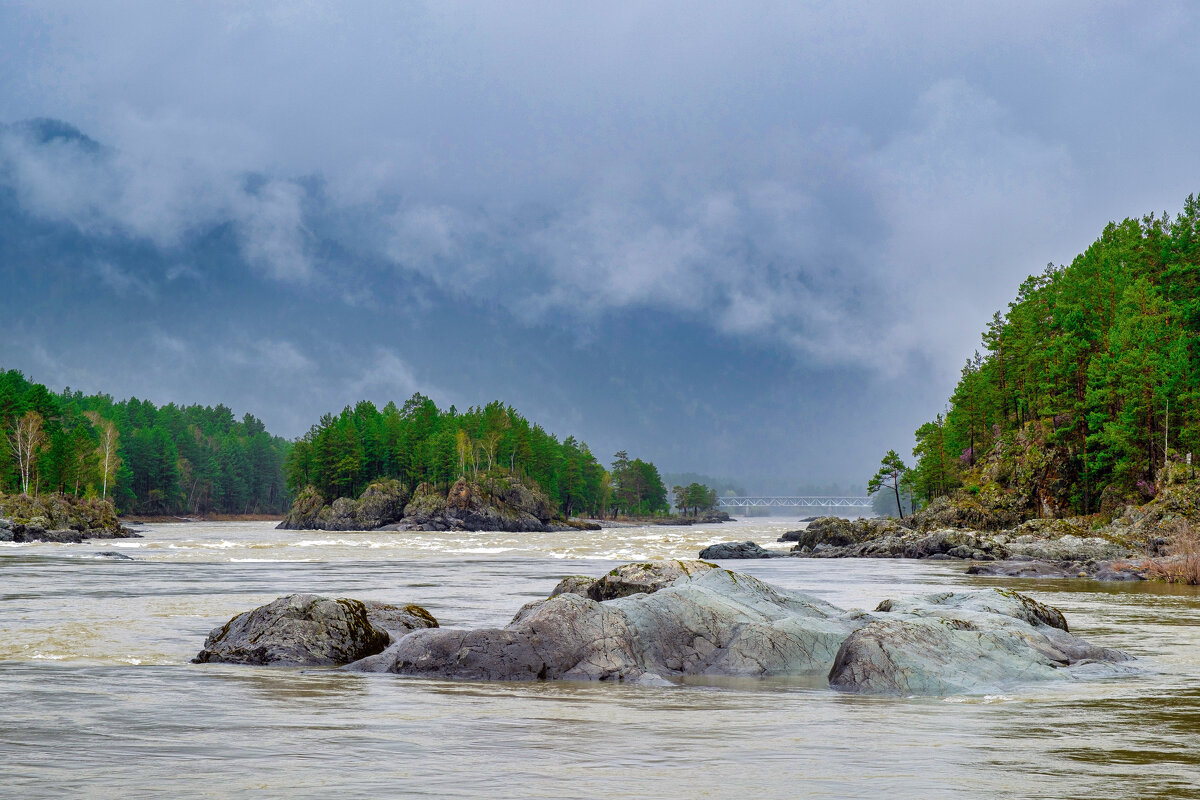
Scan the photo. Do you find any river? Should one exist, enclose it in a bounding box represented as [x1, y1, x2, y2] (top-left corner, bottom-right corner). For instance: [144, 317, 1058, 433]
[2, 518, 1199, 799]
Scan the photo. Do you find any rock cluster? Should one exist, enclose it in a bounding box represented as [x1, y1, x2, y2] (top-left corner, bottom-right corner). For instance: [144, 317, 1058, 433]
[384, 476, 554, 532]
[200, 562, 1130, 695]
[277, 480, 411, 531]
[784, 514, 1138, 576]
[342, 561, 1127, 694]
[278, 475, 560, 532]
[0, 494, 138, 542]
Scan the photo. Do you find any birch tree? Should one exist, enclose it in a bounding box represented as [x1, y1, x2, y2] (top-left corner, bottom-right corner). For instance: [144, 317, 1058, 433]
[85, 411, 121, 500]
[7, 411, 46, 495]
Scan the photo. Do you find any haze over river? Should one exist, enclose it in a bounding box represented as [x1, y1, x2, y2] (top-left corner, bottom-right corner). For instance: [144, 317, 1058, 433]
[3, 519, 1199, 799]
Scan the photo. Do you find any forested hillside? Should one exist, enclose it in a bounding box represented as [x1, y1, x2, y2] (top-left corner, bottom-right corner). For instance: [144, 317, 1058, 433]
[0, 370, 291, 514]
[284, 395, 668, 518]
[907, 194, 1200, 516]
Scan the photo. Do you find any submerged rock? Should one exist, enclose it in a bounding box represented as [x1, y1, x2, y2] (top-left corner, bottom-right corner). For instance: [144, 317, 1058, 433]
[93, 551, 135, 560]
[194, 593, 435, 666]
[967, 558, 1147, 581]
[698, 541, 782, 559]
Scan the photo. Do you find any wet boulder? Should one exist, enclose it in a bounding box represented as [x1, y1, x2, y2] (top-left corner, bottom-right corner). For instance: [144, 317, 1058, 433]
[360, 601, 439, 641]
[698, 541, 782, 559]
[349, 566, 866, 683]
[585, 559, 717, 601]
[966, 559, 1079, 578]
[195, 594, 396, 666]
[1004, 533, 1132, 563]
[276, 486, 325, 530]
[344, 564, 1132, 696]
[789, 517, 906, 552]
[548, 575, 599, 598]
[827, 588, 1130, 695]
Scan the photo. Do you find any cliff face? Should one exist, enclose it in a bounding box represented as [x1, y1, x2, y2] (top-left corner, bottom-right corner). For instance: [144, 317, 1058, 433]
[277, 474, 556, 532]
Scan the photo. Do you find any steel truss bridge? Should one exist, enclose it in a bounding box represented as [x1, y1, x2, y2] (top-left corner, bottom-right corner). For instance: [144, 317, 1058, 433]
[717, 496, 873, 509]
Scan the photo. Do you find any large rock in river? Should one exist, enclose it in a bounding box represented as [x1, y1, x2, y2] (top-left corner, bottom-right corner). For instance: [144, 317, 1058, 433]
[194, 593, 437, 666]
[827, 589, 1130, 695]
[349, 564, 860, 683]
[347, 563, 1132, 695]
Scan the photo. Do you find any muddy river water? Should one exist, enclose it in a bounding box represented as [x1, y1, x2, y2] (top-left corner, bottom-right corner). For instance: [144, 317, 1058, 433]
[2, 518, 1199, 799]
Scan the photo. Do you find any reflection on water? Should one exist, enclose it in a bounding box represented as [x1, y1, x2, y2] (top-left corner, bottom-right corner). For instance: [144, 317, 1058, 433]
[2, 520, 1199, 799]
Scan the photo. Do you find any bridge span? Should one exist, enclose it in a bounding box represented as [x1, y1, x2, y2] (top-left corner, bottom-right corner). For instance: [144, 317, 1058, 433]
[717, 496, 873, 509]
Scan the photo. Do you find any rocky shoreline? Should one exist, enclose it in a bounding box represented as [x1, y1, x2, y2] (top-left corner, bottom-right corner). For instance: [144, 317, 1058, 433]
[194, 560, 1133, 696]
[278, 476, 733, 533]
[277, 476, 586, 533]
[0, 493, 140, 543]
[695, 491, 1191, 581]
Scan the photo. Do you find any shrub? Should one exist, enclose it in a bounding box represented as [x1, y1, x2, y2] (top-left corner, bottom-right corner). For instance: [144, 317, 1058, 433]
[1146, 519, 1200, 585]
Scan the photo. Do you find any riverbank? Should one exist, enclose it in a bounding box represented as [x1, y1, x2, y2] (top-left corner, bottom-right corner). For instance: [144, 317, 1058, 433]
[121, 513, 284, 523]
[698, 488, 1200, 584]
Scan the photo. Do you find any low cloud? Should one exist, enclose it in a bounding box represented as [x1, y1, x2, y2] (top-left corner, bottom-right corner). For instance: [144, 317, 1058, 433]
[0, 120, 314, 284]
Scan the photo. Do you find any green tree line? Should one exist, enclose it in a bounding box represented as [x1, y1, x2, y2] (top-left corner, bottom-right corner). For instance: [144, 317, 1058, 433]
[283, 394, 670, 518]
[0, 369, 292, 514]
[904, 193, 1200, 513]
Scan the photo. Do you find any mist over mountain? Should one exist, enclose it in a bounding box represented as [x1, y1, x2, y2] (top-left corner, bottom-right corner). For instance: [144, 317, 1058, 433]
[3, 3, 1200, 491]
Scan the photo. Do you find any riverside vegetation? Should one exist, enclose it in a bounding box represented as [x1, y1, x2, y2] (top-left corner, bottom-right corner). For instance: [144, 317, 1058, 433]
[277, 394, 715, 531]
[696, 196, 1200, 582]
[1, 368, 713, 531]
[845, 194, 1200, 582]
[0, 369, 290, 515]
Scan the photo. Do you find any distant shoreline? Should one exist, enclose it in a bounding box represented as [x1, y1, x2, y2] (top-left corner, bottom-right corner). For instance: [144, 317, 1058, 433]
[120, 513, 283, 523]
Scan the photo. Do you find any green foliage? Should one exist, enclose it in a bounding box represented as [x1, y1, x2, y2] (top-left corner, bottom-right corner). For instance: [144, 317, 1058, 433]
[671, 482, 718, 516]
[911, 193, 1200, 514]
[609, 450, 669, 516]
[868, 449, 910, 519]
[0, 369, 291, 514]
[284, 395, 614, 518]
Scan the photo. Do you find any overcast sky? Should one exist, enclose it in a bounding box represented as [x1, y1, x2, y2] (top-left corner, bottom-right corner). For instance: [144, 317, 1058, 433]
[2, 1, 1199, 491]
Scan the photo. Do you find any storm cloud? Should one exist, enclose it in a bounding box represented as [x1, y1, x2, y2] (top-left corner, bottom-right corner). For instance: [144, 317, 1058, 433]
[2, 1, 1198, 488]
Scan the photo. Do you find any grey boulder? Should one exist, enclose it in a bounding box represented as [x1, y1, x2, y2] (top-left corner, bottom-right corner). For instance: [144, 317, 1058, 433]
[350, 564, 1132, 696]
[828, 589, 1130, 695]
[349, 563, 867, 683]
[194, 593, 436, 666]
[549, 559, 718, 601]
[698, 541, 782, 559]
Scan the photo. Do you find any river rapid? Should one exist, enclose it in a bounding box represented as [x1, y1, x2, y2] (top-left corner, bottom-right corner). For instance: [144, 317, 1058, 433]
[2, 518, 1199, 799]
